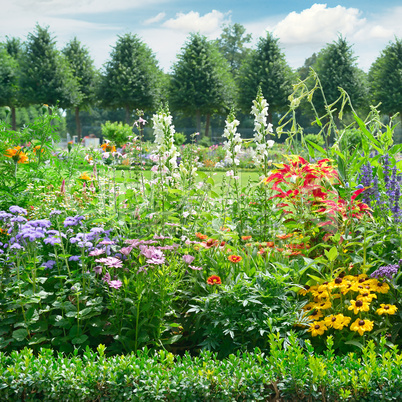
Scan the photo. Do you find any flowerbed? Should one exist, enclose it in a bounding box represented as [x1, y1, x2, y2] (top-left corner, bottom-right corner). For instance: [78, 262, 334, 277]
[1, 80, 402, 396]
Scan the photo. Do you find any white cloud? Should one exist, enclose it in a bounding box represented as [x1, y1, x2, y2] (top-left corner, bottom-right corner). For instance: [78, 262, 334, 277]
[144, 12, 166, 25]
[273, 4, 365, 45]
[162, 10, 230, 35]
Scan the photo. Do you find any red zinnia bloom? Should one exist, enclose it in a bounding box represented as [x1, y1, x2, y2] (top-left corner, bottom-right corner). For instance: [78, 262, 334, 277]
[228, 255, 242, 263]
[207, 275, 222, 285]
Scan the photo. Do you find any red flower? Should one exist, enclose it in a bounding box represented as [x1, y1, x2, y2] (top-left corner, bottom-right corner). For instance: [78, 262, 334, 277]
[207, 275, 222, 285]
[241, 235, 252, 241]
[228, 255, 242, 263]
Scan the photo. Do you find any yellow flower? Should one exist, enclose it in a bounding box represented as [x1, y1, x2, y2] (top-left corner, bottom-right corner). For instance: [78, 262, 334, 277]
[348, 299, 370, 315]
[376, 304, 398, 315]
[79, 173, 91, 181]
[307, 309, 324, 321]
[373, 281, 390, 294]
[324, 314, 351, 330]
[308, 321, 327, 337]
[311, 288, 330, 299]
[298, 285, 311, 296]
[356, 292, 377, 303]
[350, 318, 374, 336]
[315, 300, 332, 310]
[302, 302, 317, 312]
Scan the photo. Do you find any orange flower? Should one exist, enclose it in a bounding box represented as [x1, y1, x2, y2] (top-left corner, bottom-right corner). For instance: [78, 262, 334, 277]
[207, 275, 221, 285]
[228, 255, 242, 263]
[5, 146, 29, 164]
[101, 143, 116, 152]
[33, 145, 44, 154]
[241, 235, 252, 241]
[277, 233, 293, 239]
[195, 232, 208, 240]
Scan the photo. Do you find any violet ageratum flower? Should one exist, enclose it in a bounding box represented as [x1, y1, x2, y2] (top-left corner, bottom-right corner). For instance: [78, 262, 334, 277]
[9, 206, 27, 215]
[41, 260, 56, 269]
[371, 264, 398, 280]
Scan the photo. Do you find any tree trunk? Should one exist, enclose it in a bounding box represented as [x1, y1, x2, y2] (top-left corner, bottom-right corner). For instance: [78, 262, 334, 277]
[196, 110, 201, 134]
[75, 106, 82, 142]
[125, 105, 131, 125]
[11, 107, 16, 131]
[205, 113, 211, 138]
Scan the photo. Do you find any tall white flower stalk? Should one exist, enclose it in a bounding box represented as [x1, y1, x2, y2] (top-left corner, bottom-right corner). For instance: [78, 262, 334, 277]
[222, 110, 242, 167]
[251, 88, 275, 174]
[152, 107, 180, 181]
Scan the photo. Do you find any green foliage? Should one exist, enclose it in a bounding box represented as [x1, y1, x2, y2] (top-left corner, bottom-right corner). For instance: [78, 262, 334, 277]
[98, 33, 164, 124]
[369, 38, 402, 121]
[216, 23, 252, 76]
[188, 271, 301, 358]
[170, 33, 236, 134]
[173, 132, 186, 145]
[0, 47, 19, 108]
[311, 36, 368, 115]
[303, 133, 325, 146]
[101, 121, 133, 147]
[0, 337, 401, 400]
[238, 32, 295, 116]
[20, 25, 81, 109]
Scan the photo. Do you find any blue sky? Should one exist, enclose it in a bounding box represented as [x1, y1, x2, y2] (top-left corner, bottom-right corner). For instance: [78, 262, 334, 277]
[1, 1, 402, 73]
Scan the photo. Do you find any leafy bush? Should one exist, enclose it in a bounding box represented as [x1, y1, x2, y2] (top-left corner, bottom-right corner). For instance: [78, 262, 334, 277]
[101, 121, 133, 147]
[0, 336, 401, 401]
[187, 271, 303, 357]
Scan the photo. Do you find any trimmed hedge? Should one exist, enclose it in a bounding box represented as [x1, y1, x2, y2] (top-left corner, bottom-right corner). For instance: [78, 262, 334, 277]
[1, 335, 402, 401]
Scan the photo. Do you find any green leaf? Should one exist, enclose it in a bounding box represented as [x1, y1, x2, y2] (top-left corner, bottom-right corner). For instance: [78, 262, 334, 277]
[324, 246, 338, 262]
[12, 328, 28, 342]
[71, 335, 88, 344]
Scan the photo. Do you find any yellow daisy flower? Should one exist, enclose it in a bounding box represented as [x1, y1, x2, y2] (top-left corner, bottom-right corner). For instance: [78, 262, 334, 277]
[324, 314, 351, 330]
[308, 309, 324, 321]
[308, 321, 328, 337]
[376, 304, 398, 315]
[373, 282, 390, 294]
[356, 292, 377, 303]
[350, 318, 374, 336]
[315, 300, 332, 310]
[348, 299, 370, 315]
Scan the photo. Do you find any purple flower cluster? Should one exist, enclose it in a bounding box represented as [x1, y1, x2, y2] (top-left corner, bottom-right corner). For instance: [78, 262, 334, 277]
[64, 215, 85, 228]
[358, 155, 401, 222]
[370, 264, 398, 280]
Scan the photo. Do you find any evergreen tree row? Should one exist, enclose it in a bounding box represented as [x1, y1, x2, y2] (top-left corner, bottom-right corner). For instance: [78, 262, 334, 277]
[0, 23, 401, 140]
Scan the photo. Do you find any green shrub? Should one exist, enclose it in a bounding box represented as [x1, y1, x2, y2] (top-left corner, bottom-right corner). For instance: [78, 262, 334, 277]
[101, 121, 133, 147]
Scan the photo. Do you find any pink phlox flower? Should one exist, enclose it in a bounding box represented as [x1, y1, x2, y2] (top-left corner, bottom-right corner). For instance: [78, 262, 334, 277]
[189, 265, 203, 271]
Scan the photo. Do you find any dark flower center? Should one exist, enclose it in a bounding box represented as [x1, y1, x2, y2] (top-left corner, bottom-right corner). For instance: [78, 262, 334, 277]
[362, 293, 369, 297]
[359, 278, 366, 283]
[378, 282, 384, 287]
[359, 320, 365, 326]
[314, 325, 320, 329]
[304, 285, 310, 290]
[331, 317, 336, 322]
[356, 300, 363, 307]
[335, 277, 343, 284]
[385, 305, 389, 310]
